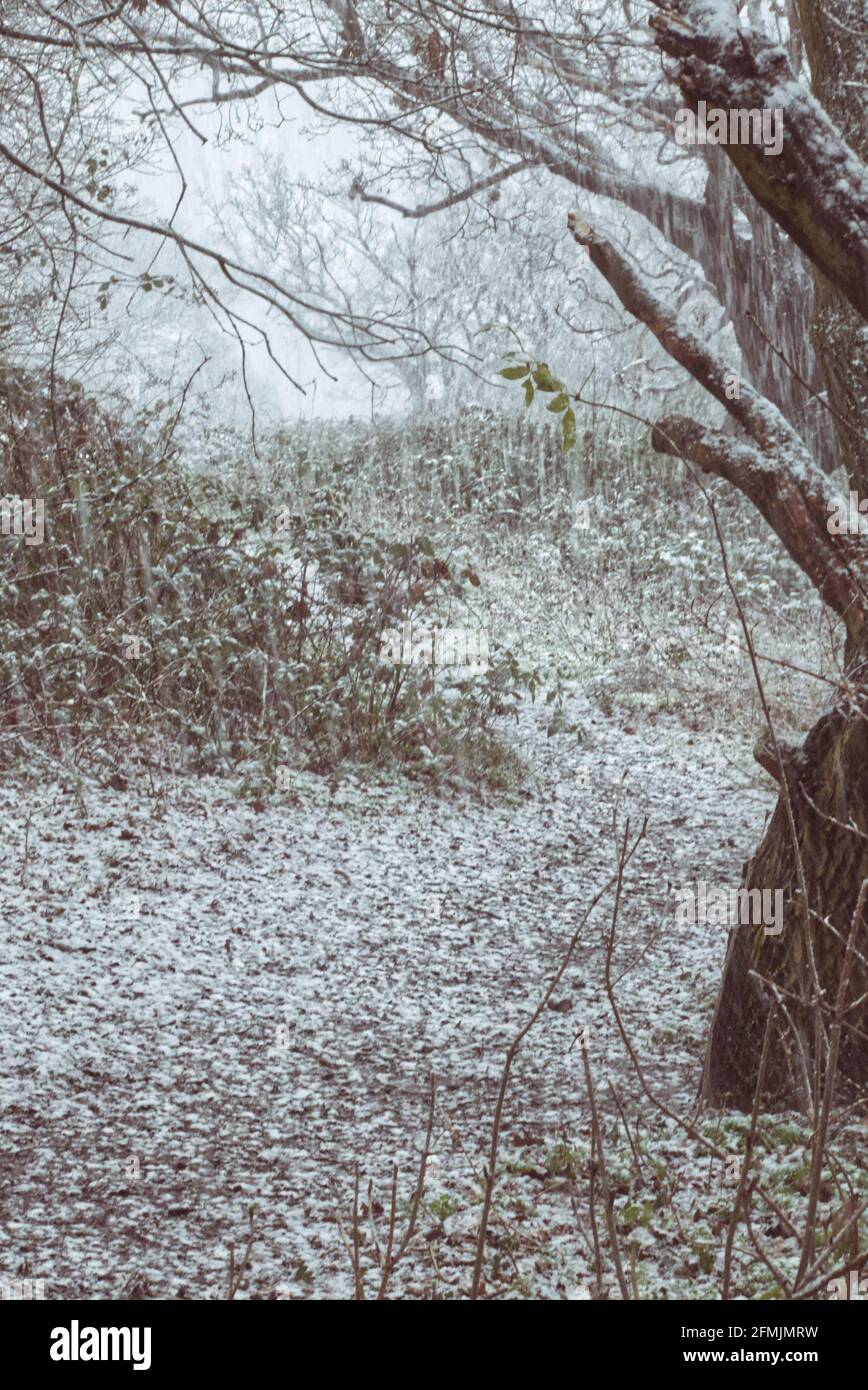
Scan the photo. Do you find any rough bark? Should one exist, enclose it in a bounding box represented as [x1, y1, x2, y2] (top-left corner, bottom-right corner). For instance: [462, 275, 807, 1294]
[691, 2, 868, 1107]
[704, 701, 868, 1110]
[700, 145, 835, 471]
[569, 0, 868, 1108]
[797, 0, 868, 491]
[567, 199, 868, 1109]
[650, 1, 868, 321]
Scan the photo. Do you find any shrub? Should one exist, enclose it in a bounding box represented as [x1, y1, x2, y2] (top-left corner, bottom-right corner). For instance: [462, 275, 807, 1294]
[0, 369, 528, 784]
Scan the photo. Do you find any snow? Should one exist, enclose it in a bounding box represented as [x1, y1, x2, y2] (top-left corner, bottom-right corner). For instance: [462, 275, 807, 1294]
[0, 692, 784, 1299]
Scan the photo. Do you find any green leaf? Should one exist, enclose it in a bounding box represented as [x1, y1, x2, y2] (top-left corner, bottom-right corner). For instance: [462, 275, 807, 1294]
[532, 364, 563, 393]
[562, 407, 577, 451]
[523, 378, 535, 407]
[499, 364, 530, 380]
[547, 392, 570, 413]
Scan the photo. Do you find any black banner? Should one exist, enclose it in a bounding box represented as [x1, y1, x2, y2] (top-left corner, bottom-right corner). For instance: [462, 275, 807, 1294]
[3, 1295, 861, 1377]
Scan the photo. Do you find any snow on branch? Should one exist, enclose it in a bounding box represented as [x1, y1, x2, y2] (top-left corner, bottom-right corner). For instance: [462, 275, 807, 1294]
[566, 212, 868, 639]
[649, 1, 868, 320]
[567, 211, 807, 456]
[349, 160, 537, 219]
[649, 417, 868, 635]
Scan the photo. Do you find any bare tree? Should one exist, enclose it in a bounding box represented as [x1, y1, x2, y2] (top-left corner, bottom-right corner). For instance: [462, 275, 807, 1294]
[0, 1, 837, 455]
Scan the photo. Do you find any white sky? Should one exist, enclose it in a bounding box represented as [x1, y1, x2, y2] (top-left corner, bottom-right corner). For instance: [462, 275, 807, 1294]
[132, 82, 380, 422]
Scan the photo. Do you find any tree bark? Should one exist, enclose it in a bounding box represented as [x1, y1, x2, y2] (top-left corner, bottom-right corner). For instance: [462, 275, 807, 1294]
[700, 1, 868, 1108]
[650, 2, 868, 321]
[699, 144, 836, 471]
[704, 702, 868, 1110]
[797, 0, 868, 491]
[567, 195, 868, 1109]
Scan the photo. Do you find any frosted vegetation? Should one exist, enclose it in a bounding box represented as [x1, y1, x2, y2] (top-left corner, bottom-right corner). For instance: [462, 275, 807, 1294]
[0, 386, 830, 788]
[1, 0, 866, 1302]
[2, 380, 855, 1301]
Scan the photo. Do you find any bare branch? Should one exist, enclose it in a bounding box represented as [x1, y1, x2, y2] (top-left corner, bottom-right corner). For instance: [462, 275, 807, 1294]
[650, 1, 868, 320]
[351, 158, 537, 218]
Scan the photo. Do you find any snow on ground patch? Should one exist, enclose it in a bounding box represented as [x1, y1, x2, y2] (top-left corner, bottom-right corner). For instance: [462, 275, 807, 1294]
[0, 695, 774, 1298]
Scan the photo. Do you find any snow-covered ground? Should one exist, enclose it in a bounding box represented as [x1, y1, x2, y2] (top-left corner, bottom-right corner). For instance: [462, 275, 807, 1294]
[0, 693, 776, 1299]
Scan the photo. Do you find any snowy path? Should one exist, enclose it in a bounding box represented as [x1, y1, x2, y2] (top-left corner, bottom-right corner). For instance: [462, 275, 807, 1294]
[0, 695, 774, 1299]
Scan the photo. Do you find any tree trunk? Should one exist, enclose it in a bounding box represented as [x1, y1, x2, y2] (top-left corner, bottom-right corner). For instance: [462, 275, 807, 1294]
[700, 145, 836, 472]
[566, 0, 868, 1110]
[703, 701, 868, 1109]
[797, 0, 868, 491]
[702, 0, 868, 1108]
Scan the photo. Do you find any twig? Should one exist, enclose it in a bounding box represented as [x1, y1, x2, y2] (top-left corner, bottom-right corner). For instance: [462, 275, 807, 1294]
[377, 1074, 436, 1298]
[722, 999, 777, 1299]
[469, 828, 647, 1299]
[582, 1039, 630, 1299]
[795, 880, 868, 1288]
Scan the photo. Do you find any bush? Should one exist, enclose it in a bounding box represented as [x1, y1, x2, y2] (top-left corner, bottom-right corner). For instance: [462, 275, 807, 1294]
[0, 369, 529, 784]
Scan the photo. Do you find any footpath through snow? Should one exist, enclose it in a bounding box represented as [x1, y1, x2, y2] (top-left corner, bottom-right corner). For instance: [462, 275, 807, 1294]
[0, 693, 774, 1298]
